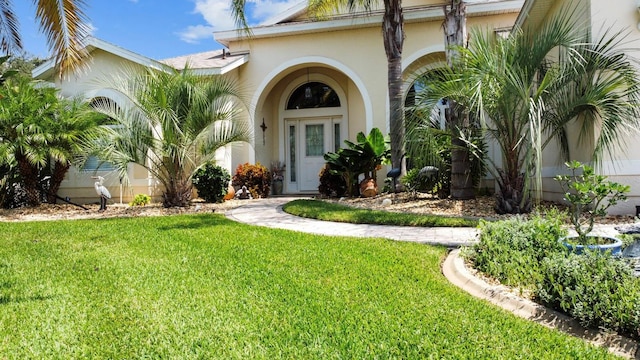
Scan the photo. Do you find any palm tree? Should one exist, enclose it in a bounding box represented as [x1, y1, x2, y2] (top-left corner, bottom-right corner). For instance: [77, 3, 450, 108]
[0, 76, 58, 206]
[442, 0, 474, 200]
[87, 67, 252, 207]
[414, 7, 640, 214]
[231, 0, 407, 174]
[0, 77, 101, 206]
[0, 0, 89, 75]
[46, 97, 104, 203]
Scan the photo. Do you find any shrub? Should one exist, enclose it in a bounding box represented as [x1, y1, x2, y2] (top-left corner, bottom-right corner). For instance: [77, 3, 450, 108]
[232, 162, 271, 199]
[537, 252, 640, 338]
[323, 127, 390, 197]
[401, 167, 439, 197]
[467, 209, 567, 288]
[404, 118, 487, 199]
[318, 164, 347, 198]
[192, 163, 231, 203]
[129, 194, 151, 206]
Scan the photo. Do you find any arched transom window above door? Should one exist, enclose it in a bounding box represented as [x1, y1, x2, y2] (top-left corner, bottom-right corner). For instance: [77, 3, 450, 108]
[286, 82, 341, 109]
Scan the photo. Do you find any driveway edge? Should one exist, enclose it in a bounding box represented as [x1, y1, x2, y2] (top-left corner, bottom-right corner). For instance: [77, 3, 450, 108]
[442, 249, 639, 359]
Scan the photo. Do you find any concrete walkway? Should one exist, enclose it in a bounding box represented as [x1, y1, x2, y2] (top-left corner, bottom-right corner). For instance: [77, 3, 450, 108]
[226, 196, 478, 247]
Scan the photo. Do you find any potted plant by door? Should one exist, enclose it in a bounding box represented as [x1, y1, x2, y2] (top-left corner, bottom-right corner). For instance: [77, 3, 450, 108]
[554, 161, 630, 255]
[271, 161, 285, 195]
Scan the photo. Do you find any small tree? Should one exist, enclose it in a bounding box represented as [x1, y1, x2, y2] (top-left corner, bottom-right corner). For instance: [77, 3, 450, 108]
[555, 161, 629, 243]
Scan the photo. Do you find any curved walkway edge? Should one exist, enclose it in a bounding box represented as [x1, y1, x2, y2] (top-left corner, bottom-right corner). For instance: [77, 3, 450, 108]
[443, 249, 639, 359]
[225, 197, 478, 247]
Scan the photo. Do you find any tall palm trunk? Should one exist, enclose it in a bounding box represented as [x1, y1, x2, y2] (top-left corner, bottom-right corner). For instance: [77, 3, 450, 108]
[448, 103, 474, 199]
[444, 0, 474, 200]
[47, 161, 70, 204]
[383, 0, 405, 173]
[16, 153, 40, 206]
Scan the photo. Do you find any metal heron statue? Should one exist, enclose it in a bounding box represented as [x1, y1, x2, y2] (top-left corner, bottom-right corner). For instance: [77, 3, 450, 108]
[386, 153, 406, 193]
[91, 176, 111, 211]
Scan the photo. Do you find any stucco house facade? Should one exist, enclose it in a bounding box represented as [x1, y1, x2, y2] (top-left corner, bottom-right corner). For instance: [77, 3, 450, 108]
[33, 0, 522, 204]
[516, 0, 640, 215]
[34, 0, 640, 215]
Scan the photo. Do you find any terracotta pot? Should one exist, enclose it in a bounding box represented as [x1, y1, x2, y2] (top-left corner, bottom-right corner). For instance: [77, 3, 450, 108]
[223, 183, 235, 201]
[360, 178, 378, 198]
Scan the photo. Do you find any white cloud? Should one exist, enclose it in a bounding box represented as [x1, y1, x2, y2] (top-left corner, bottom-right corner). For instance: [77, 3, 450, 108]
[194, 0, 236, 31]
[176, 0, 235, 44]
[249, 0, 301, 23]
[178, 0, 302, 44]
[178, 24, 215, 44]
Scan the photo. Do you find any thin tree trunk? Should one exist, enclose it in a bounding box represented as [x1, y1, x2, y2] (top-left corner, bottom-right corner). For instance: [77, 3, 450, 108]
[444, 0, 474, 200]
[16, 154, 40, 207]
[48, 161, 70, 204]
[383, 0, 405, 174]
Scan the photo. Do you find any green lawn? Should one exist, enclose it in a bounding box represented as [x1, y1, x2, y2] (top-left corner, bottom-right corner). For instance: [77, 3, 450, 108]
[0, 214, 616, 359]
[283, 199, 479, 227]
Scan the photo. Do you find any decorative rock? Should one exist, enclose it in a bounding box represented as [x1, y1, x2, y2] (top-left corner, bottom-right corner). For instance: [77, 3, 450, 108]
[622, 240, 640, 258]
[418, 166, 439, 179]
[616, 224, 640, 234]
[381, 198, 393, 207]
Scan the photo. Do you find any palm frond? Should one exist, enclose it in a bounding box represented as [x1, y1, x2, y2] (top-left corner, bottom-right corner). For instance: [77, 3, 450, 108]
[33, 0, 90, 76]
[0, 0, 20, 53]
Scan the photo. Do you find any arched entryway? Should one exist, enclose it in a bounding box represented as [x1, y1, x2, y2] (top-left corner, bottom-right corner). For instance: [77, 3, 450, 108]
[280, 72, 348, 193]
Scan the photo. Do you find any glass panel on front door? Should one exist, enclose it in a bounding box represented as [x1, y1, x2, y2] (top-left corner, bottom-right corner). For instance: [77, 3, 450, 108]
[305, 124, 324, 156]
[289, 125, 296, 182]
[334, 123, 341, 152]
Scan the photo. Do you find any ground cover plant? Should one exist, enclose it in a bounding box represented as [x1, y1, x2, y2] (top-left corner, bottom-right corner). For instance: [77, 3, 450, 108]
[0, 215, 615, 358]
[467, 212, 640, 339]
[283, 199, 478, 227]
[468, 210, 567, 288]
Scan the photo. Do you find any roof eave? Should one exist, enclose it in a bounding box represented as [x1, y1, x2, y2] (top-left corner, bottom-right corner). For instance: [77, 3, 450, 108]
[215, 0, 524, 45]
[186, 54, 250, 75]
[32, 36, 172, 80]
[514, 0, 534, 29]
[260, 1, 307, 26]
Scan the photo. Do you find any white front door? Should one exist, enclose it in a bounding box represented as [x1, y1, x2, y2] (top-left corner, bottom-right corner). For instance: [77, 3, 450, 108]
[286, 117, 341, 192]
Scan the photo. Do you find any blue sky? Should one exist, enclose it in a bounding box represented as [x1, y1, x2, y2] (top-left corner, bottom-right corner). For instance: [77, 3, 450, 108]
[14, 0, 301, 60]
